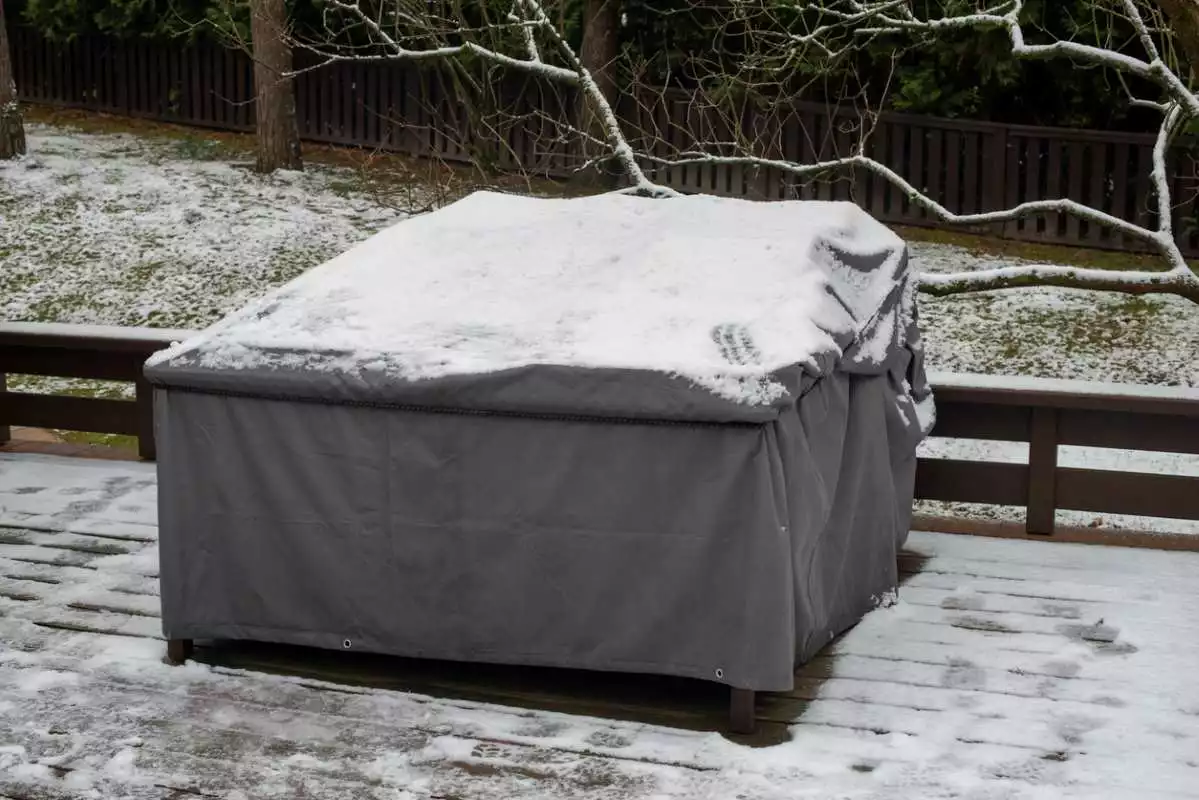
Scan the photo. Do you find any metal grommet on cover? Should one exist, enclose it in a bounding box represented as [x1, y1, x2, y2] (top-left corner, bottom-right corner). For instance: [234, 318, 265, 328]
[715, 668, 724, 680]
[342, 639, 352, 649]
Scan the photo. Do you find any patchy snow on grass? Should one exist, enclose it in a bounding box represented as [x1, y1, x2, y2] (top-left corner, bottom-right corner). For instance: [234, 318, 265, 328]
[0, 125, 405, 329]
[914, 243, 1199, 388]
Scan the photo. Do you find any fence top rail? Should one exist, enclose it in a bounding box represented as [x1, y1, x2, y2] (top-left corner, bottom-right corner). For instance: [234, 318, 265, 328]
[929, 371, 1199, 416]
[0, 322, 196, 354]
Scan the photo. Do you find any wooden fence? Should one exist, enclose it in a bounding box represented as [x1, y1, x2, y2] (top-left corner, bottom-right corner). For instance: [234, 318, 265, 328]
[9, 27, 1199, 256]
[3, 323, 1198, 547]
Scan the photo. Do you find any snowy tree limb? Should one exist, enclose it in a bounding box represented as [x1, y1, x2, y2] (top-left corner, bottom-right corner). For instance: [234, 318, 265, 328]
[832, 0, 1199, 116]
[919, 264, 1199, 303]
[776, 0, 1199, 303]
[640, 151, 1154, 244]
[300, 0, 1199, 303]
[299, 0, 669, 195]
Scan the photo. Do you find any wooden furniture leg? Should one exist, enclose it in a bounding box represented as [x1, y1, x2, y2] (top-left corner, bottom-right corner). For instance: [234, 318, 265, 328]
[165, 638, 194, 665]
[729, 687, 756, 734]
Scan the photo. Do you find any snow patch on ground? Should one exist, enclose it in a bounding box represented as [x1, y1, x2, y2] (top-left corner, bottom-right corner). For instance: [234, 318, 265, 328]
[914, 243, 1199, 388]
[0, 125, 405, 330]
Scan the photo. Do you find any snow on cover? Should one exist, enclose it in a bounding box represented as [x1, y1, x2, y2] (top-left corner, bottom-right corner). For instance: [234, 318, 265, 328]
[150, 191, 911, 405]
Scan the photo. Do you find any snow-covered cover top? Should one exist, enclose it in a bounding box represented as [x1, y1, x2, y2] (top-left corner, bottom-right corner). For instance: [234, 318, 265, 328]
[147, 191, 912, 405]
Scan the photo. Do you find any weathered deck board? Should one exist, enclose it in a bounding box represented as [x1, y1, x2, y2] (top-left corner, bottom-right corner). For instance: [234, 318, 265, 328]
[2, 452, 1197, 799]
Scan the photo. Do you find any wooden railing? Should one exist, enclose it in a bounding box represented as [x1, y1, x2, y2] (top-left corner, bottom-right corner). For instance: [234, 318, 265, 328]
[915, 372, 1199, 541]
[0, 323, 190, 460]
[3, 323, 1197, 542]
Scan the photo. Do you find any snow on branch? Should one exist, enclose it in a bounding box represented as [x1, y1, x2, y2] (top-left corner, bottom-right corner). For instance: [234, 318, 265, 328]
[296, 0, 668, 194]
[920, 263, 1199, 303]
[297, 0, 1199, 303]
[766, 0, 1199, 303]
[821, 0, 1199, 116]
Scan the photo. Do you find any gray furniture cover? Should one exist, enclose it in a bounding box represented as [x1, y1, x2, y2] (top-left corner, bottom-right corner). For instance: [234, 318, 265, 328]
[146, 191, 934, 693]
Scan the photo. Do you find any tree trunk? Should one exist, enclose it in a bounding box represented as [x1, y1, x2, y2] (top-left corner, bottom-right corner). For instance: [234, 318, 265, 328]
[0, 0, 27, 160]
[251, 0, 300, 172]
[579, 0, 621, 184]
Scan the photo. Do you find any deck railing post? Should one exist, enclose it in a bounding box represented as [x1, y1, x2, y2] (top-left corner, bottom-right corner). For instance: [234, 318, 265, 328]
[1026, 406, 1059, 535]
[135, 377, 156, 461]
[0, 372, 9, 444]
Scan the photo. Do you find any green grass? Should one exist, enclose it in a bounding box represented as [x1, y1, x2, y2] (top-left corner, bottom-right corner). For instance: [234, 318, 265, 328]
[58, 431, 139, 450]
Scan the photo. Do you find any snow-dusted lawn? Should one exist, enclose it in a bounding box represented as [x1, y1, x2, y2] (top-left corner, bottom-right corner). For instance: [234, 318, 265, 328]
[0, 126, 404, 330]
[1, 454, 1197, 799]
[2, 122, 1198, 533]
[917, 249, 1199, 388]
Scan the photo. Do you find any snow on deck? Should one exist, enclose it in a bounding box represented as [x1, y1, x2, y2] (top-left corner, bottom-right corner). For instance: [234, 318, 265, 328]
[2, 453, 1198, 799]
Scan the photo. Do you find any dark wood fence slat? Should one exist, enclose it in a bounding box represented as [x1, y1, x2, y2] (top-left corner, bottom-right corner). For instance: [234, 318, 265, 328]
[909, 125, 925, 221]
[187, 46, 201, 123]
[914, 459, 1028, 507]
[963, 131, 979, 214]
[341, 62, 355, 143]
[929, 402, 1030, 441]
[1026, 407, 1058, 534]
[1087, 141, 1110, 247]
[0, 393, 139, 436]
[1057, 408, 1199, 454]
[137, 40, 151, 117]
[834, 119, 853, 202]
[868, 123, 888, 216]
[1044, 139, 1062, 241]
[1110, 142, 1132, 248]
[62, 37, 74, 105]
[890, 122, 907, 217]
[1025, 137, 1045, 239]
[926, 128, 943, 211]
[355, 62, 368, 144]
[1133, 144, 1155, 244]
[1056, 469, 1199, 520]
[943, 130, 960, 215]
[1066, 142, 1085, 242]
[1001, 129, 1018, 237]
[0, 348, 148, 381]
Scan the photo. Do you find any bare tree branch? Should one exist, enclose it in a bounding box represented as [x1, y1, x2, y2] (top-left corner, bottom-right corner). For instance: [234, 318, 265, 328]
[781, 0, 1199, 303]
[296, 0, 671, 195]
[296, 0, 1199, 304]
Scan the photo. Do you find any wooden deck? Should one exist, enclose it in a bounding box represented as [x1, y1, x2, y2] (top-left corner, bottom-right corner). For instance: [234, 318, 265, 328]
[1, 452, 1197, 799]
